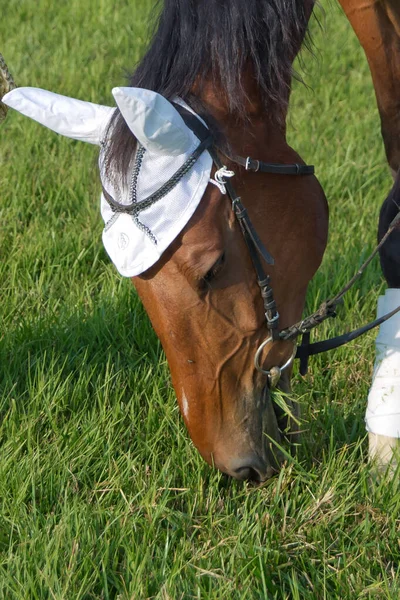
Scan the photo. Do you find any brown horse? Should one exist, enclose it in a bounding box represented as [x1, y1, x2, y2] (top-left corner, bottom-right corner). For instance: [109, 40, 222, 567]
[2, 1, 358, 482]
[109, 0, 400, 480]
[0, 0, 328, 482]
[102, 0, 329, 481]
[4, 0, 399, 482]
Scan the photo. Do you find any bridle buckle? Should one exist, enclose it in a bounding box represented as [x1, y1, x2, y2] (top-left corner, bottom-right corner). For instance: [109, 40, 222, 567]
[266, 311, 280, 325]
[245, 156, 260, 172]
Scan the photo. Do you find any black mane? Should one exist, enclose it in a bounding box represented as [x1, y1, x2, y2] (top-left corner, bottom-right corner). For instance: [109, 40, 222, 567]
[106, 0, 311, 178]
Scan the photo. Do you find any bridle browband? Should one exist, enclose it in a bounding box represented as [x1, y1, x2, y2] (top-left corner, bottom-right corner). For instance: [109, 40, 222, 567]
[103, 102, 400, 387]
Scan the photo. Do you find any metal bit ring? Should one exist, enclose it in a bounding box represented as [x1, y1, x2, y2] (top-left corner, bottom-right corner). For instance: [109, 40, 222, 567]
[254, 336, 297, 383]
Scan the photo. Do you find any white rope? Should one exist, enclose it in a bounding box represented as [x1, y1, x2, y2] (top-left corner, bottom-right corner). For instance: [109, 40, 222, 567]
[209, 166, 235, 195]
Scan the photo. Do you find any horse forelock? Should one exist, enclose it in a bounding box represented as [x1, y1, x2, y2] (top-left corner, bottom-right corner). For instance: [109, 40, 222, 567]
[105, 0, 314, 180]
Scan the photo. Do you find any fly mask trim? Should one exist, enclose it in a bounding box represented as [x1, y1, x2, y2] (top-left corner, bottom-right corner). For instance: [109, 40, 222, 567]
[101, 133, 213, 245]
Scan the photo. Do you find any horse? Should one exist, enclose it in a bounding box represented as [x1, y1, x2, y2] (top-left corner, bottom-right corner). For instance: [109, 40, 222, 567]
[1, 0, 398, 481]
[100, 0, 329, 481]
[1, 0, 329, 482]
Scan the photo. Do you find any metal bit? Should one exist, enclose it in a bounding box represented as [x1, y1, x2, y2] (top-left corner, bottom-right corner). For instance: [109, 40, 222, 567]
[268, 366, 281, 388]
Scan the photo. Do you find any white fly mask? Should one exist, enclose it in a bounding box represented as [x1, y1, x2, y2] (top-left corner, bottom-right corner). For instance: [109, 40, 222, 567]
[2, 86, 214, 276]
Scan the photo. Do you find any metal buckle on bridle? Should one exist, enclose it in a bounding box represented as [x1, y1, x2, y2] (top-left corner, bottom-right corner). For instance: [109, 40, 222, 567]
[254, 336, 297, 387]
[266, 311, 280, 326]
[245, 156, 260, 172]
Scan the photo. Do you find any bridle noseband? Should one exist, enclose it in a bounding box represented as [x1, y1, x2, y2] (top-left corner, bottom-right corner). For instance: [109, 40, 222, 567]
[103, 102, 400, 388]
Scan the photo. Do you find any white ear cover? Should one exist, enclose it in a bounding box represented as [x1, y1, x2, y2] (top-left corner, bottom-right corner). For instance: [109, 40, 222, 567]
[2, 87, 115, 145]
[4, 84, 214, 278]
[112, 87, 193, 155]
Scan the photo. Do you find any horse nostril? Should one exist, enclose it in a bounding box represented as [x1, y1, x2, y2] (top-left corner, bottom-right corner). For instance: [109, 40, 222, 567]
[234, 466, 262, 482]
[231, 458, 275, 482]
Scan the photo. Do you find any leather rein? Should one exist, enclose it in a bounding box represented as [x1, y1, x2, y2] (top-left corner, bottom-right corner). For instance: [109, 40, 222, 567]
[104, 103, 400, 387]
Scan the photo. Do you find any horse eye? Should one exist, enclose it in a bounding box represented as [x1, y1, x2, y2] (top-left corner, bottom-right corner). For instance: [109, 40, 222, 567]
[202, 252, 226, 284]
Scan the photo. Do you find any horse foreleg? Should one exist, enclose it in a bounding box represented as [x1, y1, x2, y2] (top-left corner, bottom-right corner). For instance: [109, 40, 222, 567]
[338, 0, 400, 174]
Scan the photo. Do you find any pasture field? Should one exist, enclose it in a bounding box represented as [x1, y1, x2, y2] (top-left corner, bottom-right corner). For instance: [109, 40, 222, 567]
[1, 0, 399, 598]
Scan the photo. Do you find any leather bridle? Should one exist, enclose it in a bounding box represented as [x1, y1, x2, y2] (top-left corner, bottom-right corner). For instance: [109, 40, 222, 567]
[103, 102, 400, 388]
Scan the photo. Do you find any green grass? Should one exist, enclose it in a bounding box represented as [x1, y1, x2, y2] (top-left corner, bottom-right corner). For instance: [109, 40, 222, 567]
[1, 0, 400, 598]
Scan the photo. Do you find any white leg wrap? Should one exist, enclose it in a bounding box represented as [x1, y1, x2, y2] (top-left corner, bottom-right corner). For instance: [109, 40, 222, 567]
[366, 289, 400, 474]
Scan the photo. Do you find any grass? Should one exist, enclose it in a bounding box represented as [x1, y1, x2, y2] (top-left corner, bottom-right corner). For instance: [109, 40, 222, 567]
[1, 0, 400, 598]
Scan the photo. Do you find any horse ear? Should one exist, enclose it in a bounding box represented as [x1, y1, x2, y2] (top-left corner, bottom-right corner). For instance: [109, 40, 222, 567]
[112, 87, 193, 156]
[2, 87, 114, 145]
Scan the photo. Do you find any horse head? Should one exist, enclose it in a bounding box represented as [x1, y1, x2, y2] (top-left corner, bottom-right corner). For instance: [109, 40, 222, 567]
[104, 86, 329, 481]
